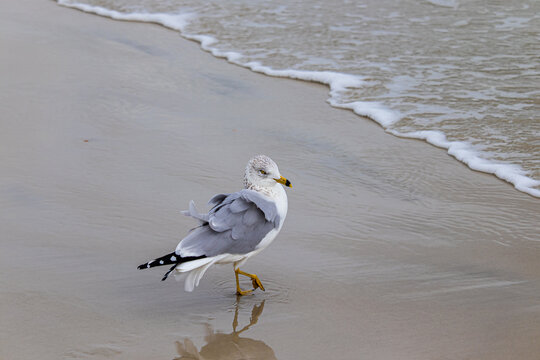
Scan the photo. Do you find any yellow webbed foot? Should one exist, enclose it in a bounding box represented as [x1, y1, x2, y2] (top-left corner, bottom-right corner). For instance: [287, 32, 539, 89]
[251, 276, 265, 292]
[235, 268, 265, 295]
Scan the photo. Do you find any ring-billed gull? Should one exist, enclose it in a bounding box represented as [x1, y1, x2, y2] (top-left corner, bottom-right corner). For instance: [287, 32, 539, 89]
[137, 155, 292, 295]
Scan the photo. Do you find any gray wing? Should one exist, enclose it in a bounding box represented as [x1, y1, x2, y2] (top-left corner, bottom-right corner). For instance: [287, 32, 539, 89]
[176, 189, 281, 257]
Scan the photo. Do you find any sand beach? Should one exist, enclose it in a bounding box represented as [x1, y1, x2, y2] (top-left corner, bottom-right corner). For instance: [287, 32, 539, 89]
[1, 0, 540, 359]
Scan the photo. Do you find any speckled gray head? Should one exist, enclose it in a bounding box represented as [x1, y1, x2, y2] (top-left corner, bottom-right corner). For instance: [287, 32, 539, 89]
[244, 155, 292, 190]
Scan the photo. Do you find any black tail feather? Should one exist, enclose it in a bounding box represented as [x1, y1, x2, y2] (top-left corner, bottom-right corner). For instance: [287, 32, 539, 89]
[137, 251, 179, 270]
[161, 264, 179, 281]
[137, 252, 206, 281]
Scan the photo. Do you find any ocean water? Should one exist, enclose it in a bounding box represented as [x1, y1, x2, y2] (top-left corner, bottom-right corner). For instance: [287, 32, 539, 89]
[57, 0, 540, 197]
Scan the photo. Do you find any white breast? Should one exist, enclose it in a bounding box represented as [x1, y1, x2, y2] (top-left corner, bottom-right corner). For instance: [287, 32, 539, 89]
[255, 184, 288, 251]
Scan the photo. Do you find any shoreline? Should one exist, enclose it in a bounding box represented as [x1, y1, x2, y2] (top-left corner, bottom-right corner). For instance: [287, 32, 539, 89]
[56, 0, 540, 198]
[1, 1, 540, 359]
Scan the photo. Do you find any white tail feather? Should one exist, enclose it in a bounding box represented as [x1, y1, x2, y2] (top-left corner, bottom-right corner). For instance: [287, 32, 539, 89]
[184, 263, 212, 292]
[175, 255, 228, 291]
[176, 257, 215, 273]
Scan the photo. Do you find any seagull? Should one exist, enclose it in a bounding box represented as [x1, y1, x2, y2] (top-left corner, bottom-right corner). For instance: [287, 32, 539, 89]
[137, 155, 292, 295]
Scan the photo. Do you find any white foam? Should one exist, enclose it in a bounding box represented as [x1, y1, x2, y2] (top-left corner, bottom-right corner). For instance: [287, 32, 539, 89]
[56, 0, 195, 31]
[244, 62, 365, 94]
[395, 130, 540, 197]
[330, 100, 402, 127]
[55, 1, 540, 198]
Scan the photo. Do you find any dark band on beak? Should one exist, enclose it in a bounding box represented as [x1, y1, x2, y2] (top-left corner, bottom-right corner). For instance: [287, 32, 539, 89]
[275, 176, 292, 188]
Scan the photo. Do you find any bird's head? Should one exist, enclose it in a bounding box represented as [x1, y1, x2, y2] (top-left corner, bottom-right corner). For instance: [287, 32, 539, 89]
[244, 155, 292, 190]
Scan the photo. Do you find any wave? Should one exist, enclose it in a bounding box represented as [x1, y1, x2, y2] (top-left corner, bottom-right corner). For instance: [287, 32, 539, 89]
[56, 0, 540, 198]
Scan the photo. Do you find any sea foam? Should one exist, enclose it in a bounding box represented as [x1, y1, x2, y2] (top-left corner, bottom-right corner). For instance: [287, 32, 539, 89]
[396, 131, 540, 197]
[56, 0, 194, 31]
[56, 0, 540, 198]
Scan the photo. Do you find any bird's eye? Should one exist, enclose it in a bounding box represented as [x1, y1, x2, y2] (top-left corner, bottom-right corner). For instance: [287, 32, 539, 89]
[259, 170, 267, 175]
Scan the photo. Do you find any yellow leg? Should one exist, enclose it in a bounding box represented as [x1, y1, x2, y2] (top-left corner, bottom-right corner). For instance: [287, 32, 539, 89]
[235, 268, 265, 295]
[235, 269, 253, 296]
[237, 269, 266, 291]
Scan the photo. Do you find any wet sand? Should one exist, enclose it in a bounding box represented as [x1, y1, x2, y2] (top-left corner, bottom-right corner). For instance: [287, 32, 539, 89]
[1, 0, 540, 359]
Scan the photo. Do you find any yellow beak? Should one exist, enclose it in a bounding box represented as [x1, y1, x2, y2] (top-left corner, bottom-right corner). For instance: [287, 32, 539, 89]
[274, 176, 292, 188]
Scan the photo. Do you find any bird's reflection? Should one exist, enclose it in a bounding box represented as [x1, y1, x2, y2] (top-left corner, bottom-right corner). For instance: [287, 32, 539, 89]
[174, 299, 276, 360]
